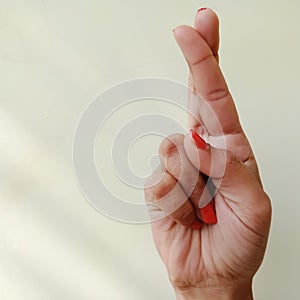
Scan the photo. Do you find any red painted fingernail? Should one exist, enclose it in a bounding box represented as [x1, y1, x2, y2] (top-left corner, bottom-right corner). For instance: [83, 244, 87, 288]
[191, 220, 202, 230]
[190, 129, 208, 150]
[200, 201, 217, 224]
[197, 8, 207, 13]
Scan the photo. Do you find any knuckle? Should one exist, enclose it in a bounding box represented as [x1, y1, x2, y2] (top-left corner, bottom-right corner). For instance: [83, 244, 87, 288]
[225, 151, 240, 169]
[144, 171, 175, 202]
[159, 134, 184, 158]
[165, 150, 182, 177]
[144, 166, 164, 201]
[205, 88, 230, 102]
[190, 53, 212, 68]
[171, 202, 194, 226]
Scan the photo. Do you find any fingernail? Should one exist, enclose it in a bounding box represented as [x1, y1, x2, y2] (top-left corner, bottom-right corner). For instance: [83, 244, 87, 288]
[197, 7, 207, 13]
[200, 201, 217, 224]
[190, 129, 208, 150]
[191, 220, 202, 230]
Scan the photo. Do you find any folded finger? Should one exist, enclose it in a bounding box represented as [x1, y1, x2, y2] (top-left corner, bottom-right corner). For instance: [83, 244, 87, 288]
[144, 164, 201, 229]
[159, 134, 212, 209]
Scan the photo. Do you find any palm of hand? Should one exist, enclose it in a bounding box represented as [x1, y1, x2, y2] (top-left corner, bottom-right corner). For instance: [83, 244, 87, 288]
[151, 133, 270, 289]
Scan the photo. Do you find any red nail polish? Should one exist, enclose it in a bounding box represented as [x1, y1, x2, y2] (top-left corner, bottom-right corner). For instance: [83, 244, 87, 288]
[200, 201, 217, 224]
[191, 220, 202, 230]
[190, 129, 208, 150]
[197, 7, 207, 13]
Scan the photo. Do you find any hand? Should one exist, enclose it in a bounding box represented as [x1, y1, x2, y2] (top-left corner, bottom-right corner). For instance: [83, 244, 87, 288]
[144, 9, 272, 300]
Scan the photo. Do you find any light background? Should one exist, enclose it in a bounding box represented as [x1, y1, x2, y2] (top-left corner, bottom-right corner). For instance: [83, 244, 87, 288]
[0, 0, 300, 299]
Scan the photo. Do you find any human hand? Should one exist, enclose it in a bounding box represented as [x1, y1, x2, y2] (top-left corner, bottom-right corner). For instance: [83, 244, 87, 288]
[144, 8, 272, 300]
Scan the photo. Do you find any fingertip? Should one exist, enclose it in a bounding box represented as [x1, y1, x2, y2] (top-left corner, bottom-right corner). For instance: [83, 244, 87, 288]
[191, 220, 202, 230]
[190, 129, 209, 150]
[194, 8, 220, 56]
[172, 25, 183, 35]
[199, 201, 218, 224]
[197, 7, 208, 13]
[172, 25, 194, 41]
[195, 7, 219, 23]
[183, 130, 214, 177]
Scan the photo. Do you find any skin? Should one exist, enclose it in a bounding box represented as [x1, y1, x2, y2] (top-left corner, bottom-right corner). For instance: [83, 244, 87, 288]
[144, 9, 272, 300]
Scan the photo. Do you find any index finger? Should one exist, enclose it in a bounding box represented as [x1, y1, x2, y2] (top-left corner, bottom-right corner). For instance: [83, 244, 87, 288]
[174, 25, 242, 136]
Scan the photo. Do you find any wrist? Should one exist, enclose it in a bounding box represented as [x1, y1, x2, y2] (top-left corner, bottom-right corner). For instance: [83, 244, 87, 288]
[175, 281, 253, 300]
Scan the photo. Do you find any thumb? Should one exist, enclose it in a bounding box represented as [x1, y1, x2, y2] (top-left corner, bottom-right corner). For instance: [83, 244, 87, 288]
[184, 130, 271, 220]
